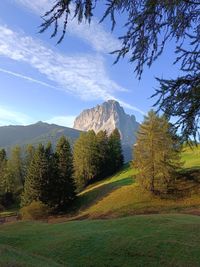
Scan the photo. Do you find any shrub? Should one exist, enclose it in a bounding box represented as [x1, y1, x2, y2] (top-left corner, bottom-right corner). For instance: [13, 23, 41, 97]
[20, 201, 49, 221]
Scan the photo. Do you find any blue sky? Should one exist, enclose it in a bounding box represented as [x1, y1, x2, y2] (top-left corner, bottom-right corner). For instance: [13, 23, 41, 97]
[0, 0, 180, 127]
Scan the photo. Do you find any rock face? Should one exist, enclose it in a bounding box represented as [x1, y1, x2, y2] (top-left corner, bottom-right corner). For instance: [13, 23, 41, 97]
[73, 100, 140, 161]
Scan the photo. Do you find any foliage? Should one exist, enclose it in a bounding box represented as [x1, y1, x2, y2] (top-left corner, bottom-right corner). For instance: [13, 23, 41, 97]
[133, 110, 182, 194]
[20, 201, 49, 220]
[54, 136, 76, 210]
[108, 129, 124, 174]
[21, 144, 49, 207]
[40, 0, 200, 142]
[7, 146, 24, 189]
[24, 144, 35, 177]
[73, 130, 100, 190]
[21, 138, 76, 211]
[73, 129, 124, 190]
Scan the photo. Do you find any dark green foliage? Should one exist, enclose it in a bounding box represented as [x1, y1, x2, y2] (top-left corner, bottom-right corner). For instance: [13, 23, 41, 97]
[40, 0, 200, 142]
[73, 129, 124, 190]
[24, 144, 35, 176]
[21, 138, 76, 211]
[73, 130, 99, 190]
[21, 144, 49, 207]
[53, 136, 76, 210]
[134, 110, 182, 194]
[108, 129, 124, 174]
[96, 130, 110, 178]
[9, 146, 24, 187]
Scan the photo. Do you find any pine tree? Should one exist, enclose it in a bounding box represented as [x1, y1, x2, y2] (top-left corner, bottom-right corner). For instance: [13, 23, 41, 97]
[54, 136, 76, 210]
[21, 144, 49, 207]
[134, 110, 182, 195]
[108, 129, 124, 174]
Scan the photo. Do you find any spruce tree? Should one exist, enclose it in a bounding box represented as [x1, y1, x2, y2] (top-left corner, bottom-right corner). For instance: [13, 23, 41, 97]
[21, 144, 49, 207]
[108, 129, 124, 174]
[96, 130, 109, 178]
[0, 149, 8, 193]
[0, 149, 15, 207]
[8, 145, 24, 187]
[73, 130, 99, 190]
[134, 110, 182, 194]
[54, 136, 76, 210]
[24, 144, 35, 177]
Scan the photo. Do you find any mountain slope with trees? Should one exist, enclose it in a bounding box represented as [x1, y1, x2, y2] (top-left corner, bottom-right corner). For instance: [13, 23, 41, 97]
[0, 121, 82, 154]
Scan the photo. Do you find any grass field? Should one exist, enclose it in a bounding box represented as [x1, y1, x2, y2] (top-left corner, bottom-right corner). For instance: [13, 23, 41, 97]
[0, 146, 199, 266]
[59, 145, 200, 220]
[1, 214, 200, 267]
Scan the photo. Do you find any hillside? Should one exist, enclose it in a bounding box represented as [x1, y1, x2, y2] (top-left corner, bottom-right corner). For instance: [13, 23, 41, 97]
[0, 122, 82, 152]
[45, 145, 200, 222]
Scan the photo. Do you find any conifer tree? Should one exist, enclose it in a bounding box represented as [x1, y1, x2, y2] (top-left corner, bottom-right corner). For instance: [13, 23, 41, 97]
[21, 144, 49, 207]
[0, 149, 8, 193]
[108, 129, 124, 174]
[73, 130, 99, 190]
[24, 144, 35, 177]
[54, 136, 76, 210]
[8, 146, 24, 187]
[0, 149, 15, 207]
[96, 130, 109, 178]
[134, 110, 182, 194]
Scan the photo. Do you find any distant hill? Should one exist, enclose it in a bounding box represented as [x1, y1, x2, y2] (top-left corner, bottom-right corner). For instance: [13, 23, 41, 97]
[0, 121, 82, 153]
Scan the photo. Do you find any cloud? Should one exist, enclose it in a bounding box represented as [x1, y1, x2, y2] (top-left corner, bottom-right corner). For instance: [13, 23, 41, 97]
[0, 67, 59, 90]
[14, 0, 120, 53]
[0, 25, 125, 98]
[0, 24, 144, 115]
[0, 106, 33, 126]
[45, 115, 76, 128]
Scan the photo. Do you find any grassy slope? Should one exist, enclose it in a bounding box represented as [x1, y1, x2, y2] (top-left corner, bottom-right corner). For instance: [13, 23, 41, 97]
[66, 145, 200, 220]
[1, 214, 200, 266]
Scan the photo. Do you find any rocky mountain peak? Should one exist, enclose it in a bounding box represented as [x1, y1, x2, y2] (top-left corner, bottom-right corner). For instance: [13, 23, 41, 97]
[73, 100, 140, 161]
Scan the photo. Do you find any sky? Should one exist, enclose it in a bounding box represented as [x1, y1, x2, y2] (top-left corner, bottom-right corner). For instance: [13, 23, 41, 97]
[0, 0, 181, 127]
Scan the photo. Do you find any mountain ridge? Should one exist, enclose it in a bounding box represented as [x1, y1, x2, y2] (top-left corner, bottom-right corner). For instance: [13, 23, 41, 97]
[0, 122, 82, 153]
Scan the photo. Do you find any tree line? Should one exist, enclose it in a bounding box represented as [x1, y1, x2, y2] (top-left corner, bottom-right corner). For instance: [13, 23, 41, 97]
[0, 129, 123, 212]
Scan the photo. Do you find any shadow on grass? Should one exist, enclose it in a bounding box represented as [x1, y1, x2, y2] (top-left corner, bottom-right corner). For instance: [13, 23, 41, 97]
[69, 176, 134, 215]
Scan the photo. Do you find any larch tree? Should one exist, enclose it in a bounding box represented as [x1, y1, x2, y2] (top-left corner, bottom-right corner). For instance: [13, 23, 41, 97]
[134, 110, 182, 195]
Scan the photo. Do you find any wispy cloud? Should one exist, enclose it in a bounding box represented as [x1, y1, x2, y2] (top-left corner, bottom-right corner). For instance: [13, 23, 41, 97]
[0, 106, 32, 126]
[0, 25, 126, 98]
[45, 115, 76, 128]
[0, 24, 144, 115]
[0, 67, 59, 90]
[14, 0, 120, 53]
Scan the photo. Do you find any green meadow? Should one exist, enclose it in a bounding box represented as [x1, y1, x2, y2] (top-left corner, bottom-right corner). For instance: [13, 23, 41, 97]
[0, 145, 200, 267]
